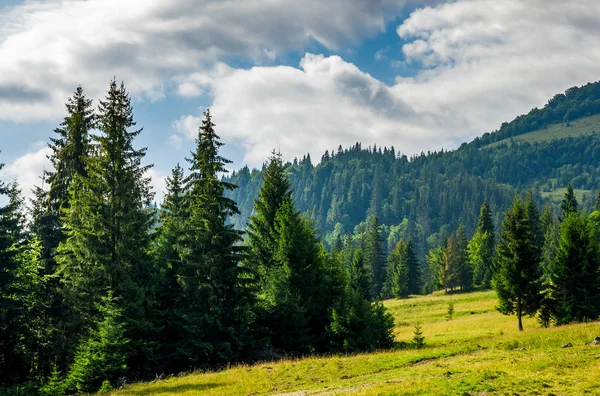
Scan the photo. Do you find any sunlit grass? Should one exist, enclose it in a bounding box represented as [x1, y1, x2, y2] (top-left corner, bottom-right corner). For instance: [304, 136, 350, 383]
[483, 113, 600, 149]
[111, 290, 600, 395]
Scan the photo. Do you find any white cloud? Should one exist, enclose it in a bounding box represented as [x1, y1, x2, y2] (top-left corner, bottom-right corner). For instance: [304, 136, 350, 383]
[0, 143, 51, 202]
[393, 0, 600, 134]
[174, 54, 447, 167]
[170, 0, 600, 168]
[0, 0, 418, 122]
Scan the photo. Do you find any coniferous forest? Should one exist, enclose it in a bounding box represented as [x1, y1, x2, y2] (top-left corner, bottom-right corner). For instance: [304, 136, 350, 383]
[2, 79, 600, 394]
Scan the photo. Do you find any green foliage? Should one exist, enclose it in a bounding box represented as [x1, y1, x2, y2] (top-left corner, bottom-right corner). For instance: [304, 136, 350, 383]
[446, 301, 455, 321]
[469, 201, 496, 289]
[173, 109, 249, 366]
[364, 216, 386, 298]
[327, 291, 394, 353]
[412, 323, 425, 349]
[382, 241, 409, 299]
[56, 79, 156, 376]
[560, 184, 578, 220]
[549, 212, 600, 324]
[382, 239, 420, 299]
[493, 196, 542, 331]
[65, 292, 129, 394]
[40, 364, 66, 396]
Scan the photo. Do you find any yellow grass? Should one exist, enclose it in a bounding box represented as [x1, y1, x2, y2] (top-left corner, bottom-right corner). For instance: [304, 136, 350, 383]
[110, 290, 600, 395]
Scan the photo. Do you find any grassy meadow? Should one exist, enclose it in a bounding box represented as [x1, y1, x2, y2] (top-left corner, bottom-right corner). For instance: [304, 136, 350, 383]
[483, 113, 600, 149]
[111, 290, 600, 395]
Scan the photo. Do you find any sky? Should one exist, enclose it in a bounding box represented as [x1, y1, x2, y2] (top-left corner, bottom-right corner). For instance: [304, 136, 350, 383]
[1, 0, 600, 202]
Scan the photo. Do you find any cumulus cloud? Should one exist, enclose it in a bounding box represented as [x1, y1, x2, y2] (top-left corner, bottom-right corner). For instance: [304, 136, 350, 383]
[173, 0, 600, 168]
[174, 54, 447, 167]
[0, 143, 51, 202]
[0, 0, 417, 122]
[393, 0, 600, 133]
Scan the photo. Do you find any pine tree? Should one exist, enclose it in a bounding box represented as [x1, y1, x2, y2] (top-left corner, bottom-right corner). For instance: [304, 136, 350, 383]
[65, 292, 129, 394]
[441, 236, 459, 292]
[469, 201, 496, 288]
[405, 240, 422, 295]
[154, 164, 186, 364]
[549, 212, 600, 324]
[174, 109, 249, 366]
[364, 216, 386, 298]
[0, 180, 27, 384]
[493, 197, 542, 331]
[455, 224, 471, 291]
[247, 150, 291, 268]
[57, 79, 156, 374]
[382, 241, 409, 299]
[595, 191, 600, 212]
[560, 184, 578, 220]
[46, 85, 94, 216]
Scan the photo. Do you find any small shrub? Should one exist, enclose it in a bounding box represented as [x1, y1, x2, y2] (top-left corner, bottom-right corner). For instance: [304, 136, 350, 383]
[412, 323, 425, 349]
[446, 301, 455, 321]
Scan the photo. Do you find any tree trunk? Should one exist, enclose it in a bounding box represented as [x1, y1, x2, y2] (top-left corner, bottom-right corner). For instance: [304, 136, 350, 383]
[518, 299, 523, 331]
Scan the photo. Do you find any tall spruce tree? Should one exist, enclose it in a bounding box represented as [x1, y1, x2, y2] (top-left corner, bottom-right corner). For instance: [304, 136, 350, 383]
[469, 200, 496, 288]
[154, 164, 186, 364]
[549, 212, 600, 324]
[57, 80, 156, 376]
[560, 184, 578, 220]
[455, 224, 472, 291]
[382, 241, 409, 299]
[0, 179, 27, 384]
[246, 150, 291, 286]
[493, 197, 542, 331]
[174, 109, 249, 367]
[364, 216, 386, 298]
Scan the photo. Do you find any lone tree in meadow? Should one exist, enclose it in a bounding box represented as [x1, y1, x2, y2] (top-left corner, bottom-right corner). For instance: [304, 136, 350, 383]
[493, 196, 542, 331]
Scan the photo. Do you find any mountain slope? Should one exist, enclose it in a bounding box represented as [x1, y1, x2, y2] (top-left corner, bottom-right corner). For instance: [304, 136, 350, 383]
[226, 81, 600, 257]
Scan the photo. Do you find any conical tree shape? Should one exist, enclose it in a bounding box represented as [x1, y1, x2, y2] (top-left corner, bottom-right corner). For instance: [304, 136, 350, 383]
[174, 109, 250, 367]
[57, 79, 156, 371]
[47, 85, 94, 216]
[560, 184, 578, 220]
[364, 216, 386, 298]
[0, 179, 27, 384]
[493, 197, 542, 331]
[470, 200, 496, 288]
[549, 212, 600, 324]
[154, 164, 186, 364]
[246, 150, 291, 276]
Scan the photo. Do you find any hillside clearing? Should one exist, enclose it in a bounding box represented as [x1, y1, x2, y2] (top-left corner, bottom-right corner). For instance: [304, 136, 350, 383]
[111, 291, 600, 395]
[483, 113, 600, 149]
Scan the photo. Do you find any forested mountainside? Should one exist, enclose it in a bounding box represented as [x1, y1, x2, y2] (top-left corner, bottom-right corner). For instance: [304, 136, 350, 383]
[226, 81, 600, 256]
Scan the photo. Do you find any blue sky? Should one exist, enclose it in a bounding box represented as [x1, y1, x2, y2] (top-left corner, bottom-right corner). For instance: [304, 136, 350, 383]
[1, 0, 600, 201]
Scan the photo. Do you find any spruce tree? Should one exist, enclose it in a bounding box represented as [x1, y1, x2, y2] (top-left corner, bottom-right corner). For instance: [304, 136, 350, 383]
[175, 109, 249, 366]
[469, 201, 496, 288]
[455, 224, 471, 291]
[382, 241, 409, 299]
[549, 212, 600, 324]
[0, 179, 27, 384]
[493, 197, 542, 331]
[405, 240, 422, 295]
[560, 184, 578, 220]
[47, 85, 94, 216]
[57, 79, 155, 374]
[154, 164, 186, 364]
[364, 216, 386, 298]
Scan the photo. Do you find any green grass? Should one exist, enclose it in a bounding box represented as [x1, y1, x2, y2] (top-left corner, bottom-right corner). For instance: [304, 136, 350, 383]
[111, 290, 600, 395]
[541, 187, 592, 205]
[483, 113, 600, 149]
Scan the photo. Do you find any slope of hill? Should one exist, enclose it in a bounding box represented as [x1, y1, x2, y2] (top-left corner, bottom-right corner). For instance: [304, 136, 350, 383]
[483, 113, 600, 149]
[225, 81, 600, 258]
[114, 290, 600, 395]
